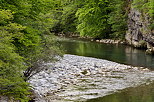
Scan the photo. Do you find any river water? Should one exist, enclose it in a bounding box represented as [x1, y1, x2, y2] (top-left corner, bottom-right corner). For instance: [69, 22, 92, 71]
[58, 37, 154, 102]
[86, 82, 154, 102]
[58, 37, 154, 70]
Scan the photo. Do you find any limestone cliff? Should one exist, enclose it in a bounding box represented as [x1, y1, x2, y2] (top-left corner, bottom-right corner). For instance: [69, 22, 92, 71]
[125, 6, 154, 54]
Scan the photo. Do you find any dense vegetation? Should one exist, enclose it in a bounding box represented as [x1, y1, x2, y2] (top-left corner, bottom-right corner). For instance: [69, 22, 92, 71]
[0, 0, 153, 101]
[0, 0, 62, 101]
[53, 0, 128, 38]
[132, 0, 154, 29]
[53, 0, 153, 38]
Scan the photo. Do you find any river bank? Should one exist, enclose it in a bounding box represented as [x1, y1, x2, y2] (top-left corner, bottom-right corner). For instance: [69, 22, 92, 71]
[57, 35, 154, 54]
[29, 54, 154, 102]
[56, 34, 126, 45]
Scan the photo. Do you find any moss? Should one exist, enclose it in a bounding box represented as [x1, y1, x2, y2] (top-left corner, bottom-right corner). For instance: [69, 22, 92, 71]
[139, 40, 147, 47]
[150, 23, 154, 30]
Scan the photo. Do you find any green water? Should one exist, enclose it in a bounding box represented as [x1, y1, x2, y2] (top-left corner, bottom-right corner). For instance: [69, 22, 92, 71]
[86, 83, 154, 102]
[59, 38, 154, 69]
[58, 37, 154, 102]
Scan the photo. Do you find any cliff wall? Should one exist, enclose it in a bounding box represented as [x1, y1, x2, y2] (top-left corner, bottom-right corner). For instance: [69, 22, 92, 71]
[125, 6, 154, 54]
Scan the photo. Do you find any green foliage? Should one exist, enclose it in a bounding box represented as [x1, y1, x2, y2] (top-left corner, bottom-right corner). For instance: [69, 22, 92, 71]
[0, 10, 13, 25]
[51, 0, 129, 39]
[132, 0, 154, 31]
[132, 0, 154, 18]
[74, 0, 128, 39]
[0, 0, 62, 79]
[50, 0, 80, 34]
[0, 10, 30, 101]
[0, 0, 63, 101]
[0, 78, 30, 102]
[108, 0, 128, 39]
[76, 0, 111, 38]
[61, 1, 78, 33]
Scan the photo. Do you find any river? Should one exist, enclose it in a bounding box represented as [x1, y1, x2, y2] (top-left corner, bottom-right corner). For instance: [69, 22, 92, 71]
[57, 37, 154, 102]
[58, 37, 154, 70]
[86, 83, 154, 102]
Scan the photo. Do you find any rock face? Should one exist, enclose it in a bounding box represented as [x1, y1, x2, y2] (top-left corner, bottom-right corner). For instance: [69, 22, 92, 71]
[125, 7, 154, 53]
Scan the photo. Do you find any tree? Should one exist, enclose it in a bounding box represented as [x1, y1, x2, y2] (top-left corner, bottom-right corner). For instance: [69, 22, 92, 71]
[0, 9, 30, 101]
[0, 0, 62, 80]
[75, 0, 111, 38]
[51, 0, 80, 35]
[108, 0, 128, 39]
[0, 0, 63, 101]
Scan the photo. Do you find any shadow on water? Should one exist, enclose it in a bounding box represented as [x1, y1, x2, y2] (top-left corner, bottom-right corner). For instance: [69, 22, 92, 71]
[58, 38, 154, 70]
[86, 82, 154, 102]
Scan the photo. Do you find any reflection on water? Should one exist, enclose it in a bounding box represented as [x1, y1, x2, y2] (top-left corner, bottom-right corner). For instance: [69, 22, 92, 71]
[58, 38, 154, 69]
[86, 82, 154, 102]
[58, 38, 154, 102]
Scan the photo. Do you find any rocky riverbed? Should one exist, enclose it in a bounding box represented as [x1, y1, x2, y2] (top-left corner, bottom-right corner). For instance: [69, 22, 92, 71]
[29, 54, 154, 102]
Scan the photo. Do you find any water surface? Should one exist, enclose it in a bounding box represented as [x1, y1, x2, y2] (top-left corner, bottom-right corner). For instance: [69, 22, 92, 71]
[86, 82, 154, 102]
[58, 37, 154, 70]
[57, 37, 154, 102]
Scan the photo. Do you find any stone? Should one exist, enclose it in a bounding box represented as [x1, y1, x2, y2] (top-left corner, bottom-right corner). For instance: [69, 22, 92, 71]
[0, 96, 8, 102]
[29, 54, 154, 101]
[125, 8, 154, 53]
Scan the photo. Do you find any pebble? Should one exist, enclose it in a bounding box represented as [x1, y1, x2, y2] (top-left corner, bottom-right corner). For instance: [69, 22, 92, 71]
[28, 54, 154, 101]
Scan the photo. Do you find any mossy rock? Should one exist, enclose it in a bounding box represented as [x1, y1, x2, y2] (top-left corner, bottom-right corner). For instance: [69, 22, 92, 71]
[139, 40, 147, 48]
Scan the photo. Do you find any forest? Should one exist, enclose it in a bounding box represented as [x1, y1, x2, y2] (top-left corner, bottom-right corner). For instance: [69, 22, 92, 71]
[0, 0, 153, 101]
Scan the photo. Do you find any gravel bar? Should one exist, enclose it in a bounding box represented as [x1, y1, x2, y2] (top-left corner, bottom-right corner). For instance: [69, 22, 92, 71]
[29, 54, 154, 102]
